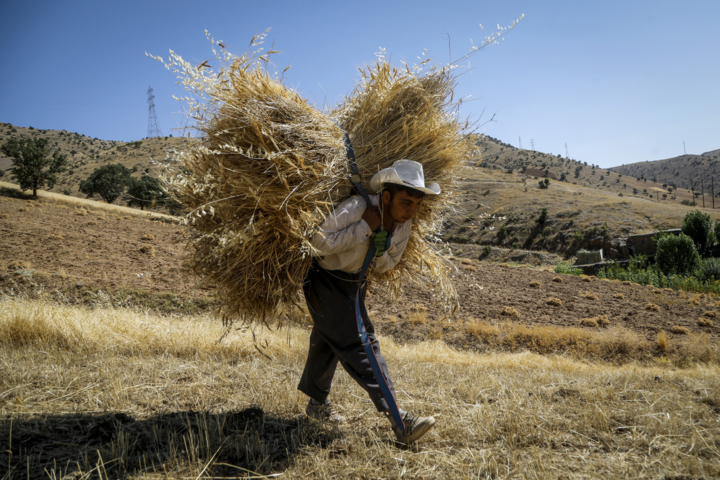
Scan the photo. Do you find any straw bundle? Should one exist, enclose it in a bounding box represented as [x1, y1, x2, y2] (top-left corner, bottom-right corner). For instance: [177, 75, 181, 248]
[162, 43, 471, 324]
[334, 62, 469, 310]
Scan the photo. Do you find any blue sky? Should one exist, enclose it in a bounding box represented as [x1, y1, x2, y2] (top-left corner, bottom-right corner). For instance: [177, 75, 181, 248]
[1, 0, 718, 168]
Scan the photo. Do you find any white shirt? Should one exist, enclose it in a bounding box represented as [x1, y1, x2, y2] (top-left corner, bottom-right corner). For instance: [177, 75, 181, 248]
[311, 194, 412, 274]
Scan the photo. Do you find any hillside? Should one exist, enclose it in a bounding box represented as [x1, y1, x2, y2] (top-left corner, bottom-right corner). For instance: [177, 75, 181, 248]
[442, 158, 720, 257]
[4, 122, 720, 259]
[2, 185, 719, 350]
[612, 150, 720, 196]
[472, 134, 718, 208]
[0, 122, 188, 201]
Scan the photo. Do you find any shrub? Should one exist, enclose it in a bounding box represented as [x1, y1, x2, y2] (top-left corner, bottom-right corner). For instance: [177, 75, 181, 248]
[497, 224, 507, 240]
[529, 281, 541, 288]
[714, 220, 720, 250]
[645, 303, 660, 312]
[698, 318, 714, 327]
[580, 318, 598, 327]
[572, 230, 583, 242]
[554, 261, 582, 276]
[552, 276, 563, 283]
[501, 306, 518, 316]
[696, 258, 720, 282]
[612, 293, 625, 299]
[680, 199, 696, 206]
[546, 297, 562, 306]
[681, 210, 715, 255]
[703, 311, 717, 318]
[655, 233, 701, 276]
[670, 325, 689, 335]
[536, 207, 548, 225]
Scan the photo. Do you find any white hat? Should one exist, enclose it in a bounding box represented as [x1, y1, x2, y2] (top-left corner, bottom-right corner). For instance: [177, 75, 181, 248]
[369, 159, 441, 195]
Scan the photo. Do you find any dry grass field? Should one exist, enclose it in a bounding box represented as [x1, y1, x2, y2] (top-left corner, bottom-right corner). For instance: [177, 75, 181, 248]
[2, 297, 719, 479]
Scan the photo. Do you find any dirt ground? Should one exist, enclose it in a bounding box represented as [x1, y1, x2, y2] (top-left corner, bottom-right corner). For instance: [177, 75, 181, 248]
[2, 193, 718, 349]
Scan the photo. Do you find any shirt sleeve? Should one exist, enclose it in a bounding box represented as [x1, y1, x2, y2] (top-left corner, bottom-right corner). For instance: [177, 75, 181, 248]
[373, 220, 412, 273]
[310, 196, 373, 256]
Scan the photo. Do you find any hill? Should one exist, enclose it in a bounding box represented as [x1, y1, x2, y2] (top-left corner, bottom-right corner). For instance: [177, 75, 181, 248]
[0, 122, 188, 202]
[611, 150, 720, 196]
[2, 184, 718, 350]
[4, 121, 720, 258]
[441, 155, 720, 258]
[472, 134, 719, 208]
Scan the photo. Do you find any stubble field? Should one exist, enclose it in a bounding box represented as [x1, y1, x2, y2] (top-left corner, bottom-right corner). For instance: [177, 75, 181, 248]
[1, 187, 720, 478]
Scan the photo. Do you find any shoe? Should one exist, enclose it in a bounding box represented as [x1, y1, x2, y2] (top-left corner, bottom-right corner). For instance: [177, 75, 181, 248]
[305, 400, 346, 424]
[393, 412, 436, 444]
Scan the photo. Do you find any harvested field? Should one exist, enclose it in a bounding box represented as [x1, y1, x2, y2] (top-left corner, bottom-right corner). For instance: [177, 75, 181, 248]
[1, 297, 719, 479]
[2, 192, 719, 366]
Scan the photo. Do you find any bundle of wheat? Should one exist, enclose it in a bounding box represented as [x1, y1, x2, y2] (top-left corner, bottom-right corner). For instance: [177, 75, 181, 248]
[160, 38, 469, 324]
[334, 62, 468, 312]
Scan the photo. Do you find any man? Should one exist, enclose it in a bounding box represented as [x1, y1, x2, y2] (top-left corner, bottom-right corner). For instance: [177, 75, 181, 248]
[298, 159, 440, 444]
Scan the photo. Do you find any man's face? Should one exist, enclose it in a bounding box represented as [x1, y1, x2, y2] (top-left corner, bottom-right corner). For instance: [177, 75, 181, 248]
[384, 190, 423, 224]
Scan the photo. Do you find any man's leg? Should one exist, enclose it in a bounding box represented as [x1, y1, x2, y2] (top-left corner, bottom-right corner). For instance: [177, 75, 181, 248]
[297, 326, 339, 404]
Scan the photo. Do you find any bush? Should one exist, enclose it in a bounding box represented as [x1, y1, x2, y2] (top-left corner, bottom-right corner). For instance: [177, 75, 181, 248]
[681, 199, 696, 206]
[497, 224, 507, 240]
[0, 169, 4, 177]
[696, 258, 720, 282]
[555, 261, 582, 276]
[655, 233, 700, 276]
[681, 210, 714, 256]
[536, 207, 548, 225]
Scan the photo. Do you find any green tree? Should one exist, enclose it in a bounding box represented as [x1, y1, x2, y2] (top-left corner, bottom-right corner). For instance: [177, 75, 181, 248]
[655, 233, 700, 275]
[126, 175, 168, 210]
[681, 210, 715, 256]
[79, 164, 133, 203]
[0, 137, 67, 196]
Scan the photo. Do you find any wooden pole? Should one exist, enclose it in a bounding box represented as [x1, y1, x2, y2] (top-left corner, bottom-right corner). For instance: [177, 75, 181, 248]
[712, 177, 715, 209]
[691, 180, 695, 205]
[702, 180, 705, 208]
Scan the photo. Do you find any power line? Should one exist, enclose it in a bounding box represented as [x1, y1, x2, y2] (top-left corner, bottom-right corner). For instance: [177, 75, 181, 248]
[530, 139, 535, 152]
[565, 143, 569, 158]
[518, 136, 523, 149]
[147, 86, 163, 138]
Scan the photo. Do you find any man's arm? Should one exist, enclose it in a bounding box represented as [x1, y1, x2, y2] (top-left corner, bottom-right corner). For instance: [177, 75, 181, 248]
[373, 221, 412, 273]
[311, 196, 377, 256]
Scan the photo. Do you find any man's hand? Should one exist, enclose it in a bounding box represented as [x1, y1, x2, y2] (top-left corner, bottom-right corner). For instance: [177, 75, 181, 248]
[371, 230, 389, 257]
[362, 205, 382, 231]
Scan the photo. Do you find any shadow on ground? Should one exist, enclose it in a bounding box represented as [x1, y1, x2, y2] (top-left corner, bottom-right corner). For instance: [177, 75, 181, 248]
[1, 407, 339, 478]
